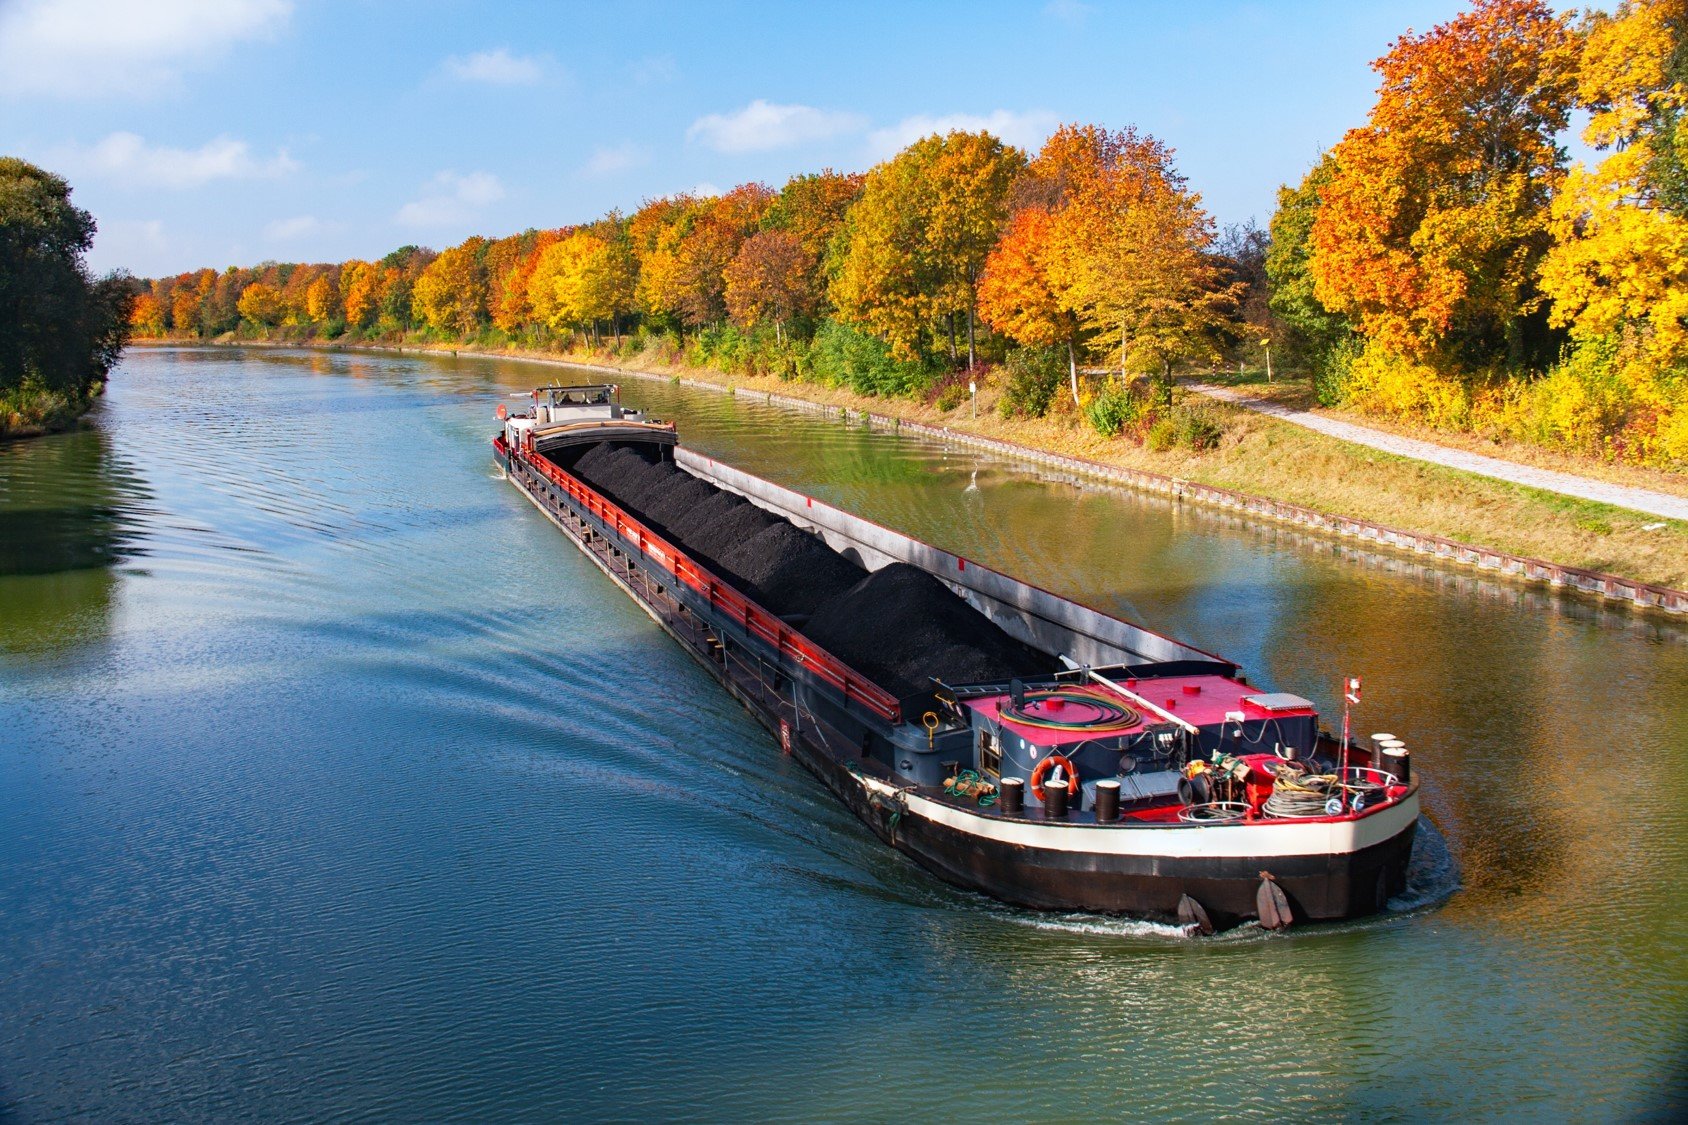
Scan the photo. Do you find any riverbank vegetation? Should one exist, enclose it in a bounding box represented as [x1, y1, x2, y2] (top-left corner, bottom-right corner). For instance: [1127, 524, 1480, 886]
[130, 0, 1687, 476]
[1, 159, 133, 440]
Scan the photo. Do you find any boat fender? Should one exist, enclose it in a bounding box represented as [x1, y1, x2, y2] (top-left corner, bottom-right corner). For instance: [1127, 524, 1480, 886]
[1177, 894, 1214, 936]
[1257, 871, 1293, 931]
[1030, 754, 1080, 804]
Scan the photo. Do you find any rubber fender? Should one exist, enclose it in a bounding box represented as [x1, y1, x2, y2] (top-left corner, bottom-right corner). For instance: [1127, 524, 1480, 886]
[1177, 894, 1214, 936]
[1257, 871, 1293, 931]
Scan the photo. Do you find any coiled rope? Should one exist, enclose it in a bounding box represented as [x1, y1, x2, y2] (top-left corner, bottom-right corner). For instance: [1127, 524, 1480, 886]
[999, 690, 1141, 733]
[1263, 763, 1343, 818]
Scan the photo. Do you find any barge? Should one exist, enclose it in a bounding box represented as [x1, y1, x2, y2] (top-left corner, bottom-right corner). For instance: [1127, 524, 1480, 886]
[495, 384, 1420, 930]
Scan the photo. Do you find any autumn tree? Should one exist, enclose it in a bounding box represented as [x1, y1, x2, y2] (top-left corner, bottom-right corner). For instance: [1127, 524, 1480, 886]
[763, 170, 863, 311]
[305, 272, 338, 325]
[1310, 0, 1579, 368]
[978, 124, 1129, 404]
[340, 260, 378, 331]
[977, 207, 1081, 400]
[1266, 156, 1353, 375]
[491, 230, 563, 334]
[171, 269, 212, 337]
[1541, 0, 1688, 366]
[630, 195, 698, 328]
[723, 230, 815, 341]
[237, 281, 282, 327]
[673, 184, 772, 328]
[413, 237, 489, 336]
[527, 227, 637, 344]
[832, 131, 1023, 365]
[129, 290, 165, 336]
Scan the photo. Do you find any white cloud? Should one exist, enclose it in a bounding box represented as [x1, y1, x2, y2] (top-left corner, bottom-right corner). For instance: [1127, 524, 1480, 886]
[582, 143, 647, 178]
[395, 170, 505, 228]
[867, 109, 1061, 157]
[0, 0, 292, 97]
[689, 182, 722, 199]
[443, 48, 545, 86]
[687, 100, 866, 153]
[263, 215, 322, 241]
[61, 132, 297, 188]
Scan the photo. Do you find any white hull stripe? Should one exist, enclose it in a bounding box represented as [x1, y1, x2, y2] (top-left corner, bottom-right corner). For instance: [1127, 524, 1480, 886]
[857, 775, 1418, 859]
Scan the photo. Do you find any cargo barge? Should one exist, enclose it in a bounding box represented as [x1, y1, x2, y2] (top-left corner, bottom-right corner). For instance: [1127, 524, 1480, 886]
[494, 384, 1421, 930]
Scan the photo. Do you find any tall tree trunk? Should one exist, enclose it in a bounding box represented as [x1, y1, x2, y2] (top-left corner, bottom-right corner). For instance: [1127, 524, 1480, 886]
[1120, 322, 1128, 378]
[775, 319, 783, 345]
[966, 282, 977, 371]
[1159, 359, 1174, 407]
[948, 313, 958, 363]
[1067, 336, 1080, 407]
[613, 314, 621, 346]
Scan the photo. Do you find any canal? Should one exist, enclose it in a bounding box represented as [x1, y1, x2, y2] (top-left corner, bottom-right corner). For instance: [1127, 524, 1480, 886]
[1, 347, 1683, 1119]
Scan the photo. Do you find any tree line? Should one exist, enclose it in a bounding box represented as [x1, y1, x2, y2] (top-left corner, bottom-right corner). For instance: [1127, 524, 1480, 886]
[131, 0, 1688, 467]
[1, 158, 132, 438]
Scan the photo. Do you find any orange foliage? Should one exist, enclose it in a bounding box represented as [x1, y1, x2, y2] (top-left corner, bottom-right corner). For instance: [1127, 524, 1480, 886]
[1309, 0, 1578, 359]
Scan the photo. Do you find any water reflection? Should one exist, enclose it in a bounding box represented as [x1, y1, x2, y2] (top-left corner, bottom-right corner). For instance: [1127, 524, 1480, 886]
[0, 423, 146, 656]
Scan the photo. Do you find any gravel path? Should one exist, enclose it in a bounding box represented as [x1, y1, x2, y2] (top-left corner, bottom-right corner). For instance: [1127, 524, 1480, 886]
[1185, 382, 1688, 522]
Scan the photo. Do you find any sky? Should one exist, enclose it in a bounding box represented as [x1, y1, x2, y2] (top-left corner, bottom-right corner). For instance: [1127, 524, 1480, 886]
[0, 0, 1481, 279]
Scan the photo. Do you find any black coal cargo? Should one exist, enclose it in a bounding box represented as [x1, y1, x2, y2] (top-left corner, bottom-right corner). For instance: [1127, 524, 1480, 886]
[714, 523, 867, 617]
[553, 447, 1054, 701]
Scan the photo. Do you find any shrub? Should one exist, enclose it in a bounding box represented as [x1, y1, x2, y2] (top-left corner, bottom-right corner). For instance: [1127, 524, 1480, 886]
[997, 345, 1064, 419]
[1145, 416, 1179, 451]
[1085, 377, 1145, 437]
[935, 383, 965, 411]
[1171, 403, 1226, 450]
[807, 320, 940, 397]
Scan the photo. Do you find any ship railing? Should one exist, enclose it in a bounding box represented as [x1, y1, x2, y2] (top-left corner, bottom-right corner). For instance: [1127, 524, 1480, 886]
[512, 445, 904, 725]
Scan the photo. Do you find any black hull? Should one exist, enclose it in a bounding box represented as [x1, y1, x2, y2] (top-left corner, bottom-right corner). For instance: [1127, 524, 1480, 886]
[502, 446, 1419, 926]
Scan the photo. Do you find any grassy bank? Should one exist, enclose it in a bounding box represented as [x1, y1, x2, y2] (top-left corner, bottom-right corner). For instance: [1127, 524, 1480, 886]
[0, 382, 98, 443]
[142, 336, 1688, 590]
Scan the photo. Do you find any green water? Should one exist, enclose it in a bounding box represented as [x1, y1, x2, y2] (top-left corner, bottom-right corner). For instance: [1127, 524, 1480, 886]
[1, 346, 1683, 1121]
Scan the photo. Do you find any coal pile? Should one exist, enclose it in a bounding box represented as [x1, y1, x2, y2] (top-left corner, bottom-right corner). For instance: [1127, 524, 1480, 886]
[803, 563, 1047, 700]
[571, 444, 661, 507]
[679, 503, 779, 570]
[665, 489, 745, 543]
[642, 473, 719, 532]
[714, 522, 866, 617]
[564, 441, 1052, 702]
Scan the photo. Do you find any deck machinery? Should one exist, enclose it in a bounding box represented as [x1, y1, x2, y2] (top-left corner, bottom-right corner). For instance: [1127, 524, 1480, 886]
[495, 385, 1420, 929]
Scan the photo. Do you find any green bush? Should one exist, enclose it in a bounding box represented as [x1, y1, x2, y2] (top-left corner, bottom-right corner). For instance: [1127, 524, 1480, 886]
[807, 320, 939, 397]
[1085, 378, 1144, 437]
[935, 383, 965, 411]
[1313, 336, 1361, 407]
[997, 345, 1065, 419]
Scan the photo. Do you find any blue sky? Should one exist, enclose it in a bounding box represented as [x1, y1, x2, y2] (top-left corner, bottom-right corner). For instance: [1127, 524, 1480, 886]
[0, 0, 1475, 278]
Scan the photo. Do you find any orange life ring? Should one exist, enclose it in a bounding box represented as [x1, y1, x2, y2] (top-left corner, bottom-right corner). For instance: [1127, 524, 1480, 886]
[496, 402, 508, 420]
[1030, 754, 1080, 803]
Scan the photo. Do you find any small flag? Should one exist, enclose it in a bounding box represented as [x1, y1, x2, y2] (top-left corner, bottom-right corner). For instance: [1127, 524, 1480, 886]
[1345, 676, 1362, 705]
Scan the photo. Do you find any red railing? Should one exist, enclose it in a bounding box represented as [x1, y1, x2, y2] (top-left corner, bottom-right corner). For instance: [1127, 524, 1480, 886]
[508, 442, 904, 724]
